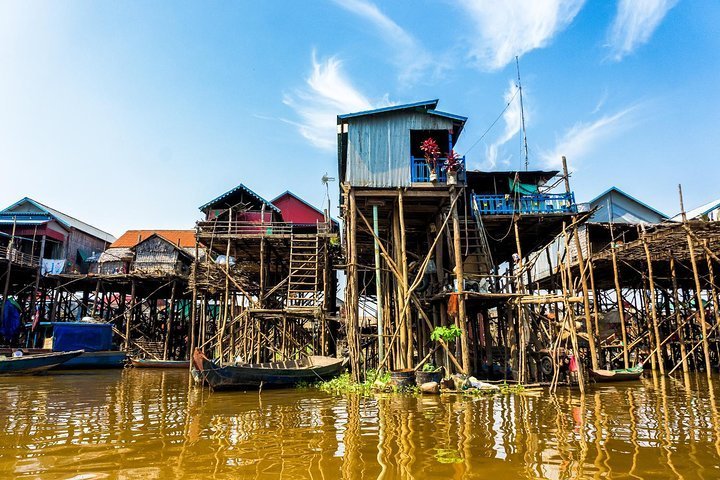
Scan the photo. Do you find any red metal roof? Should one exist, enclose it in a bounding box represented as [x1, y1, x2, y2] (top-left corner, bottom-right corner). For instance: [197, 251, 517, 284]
[110, 230, 196, 248]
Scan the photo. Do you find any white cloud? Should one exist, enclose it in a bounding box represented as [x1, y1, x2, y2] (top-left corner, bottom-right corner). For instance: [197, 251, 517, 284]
[607, 0, 678, 61]
[332, 0, 436, 84]
[283, 51, 391, 150]
[458, 0, 585, 71]
[541, 106, 639, 169]
[485, 81, 522, 169]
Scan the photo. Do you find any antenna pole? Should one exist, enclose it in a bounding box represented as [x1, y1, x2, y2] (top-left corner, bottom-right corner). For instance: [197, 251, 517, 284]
[516, 56, 529, 171]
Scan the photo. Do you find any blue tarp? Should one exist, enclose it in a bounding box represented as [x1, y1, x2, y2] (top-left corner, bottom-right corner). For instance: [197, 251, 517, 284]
[0, 300, 21, 340]
[52, 322, 113, 352]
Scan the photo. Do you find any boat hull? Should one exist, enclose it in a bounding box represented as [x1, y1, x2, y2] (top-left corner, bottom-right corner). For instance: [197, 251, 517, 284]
[192, 350, 345, 390]
[55, 351, 127, 369]
[0, 350, 84, 375]
[131, 358, 189, 369]
[590, 366, 643, 383]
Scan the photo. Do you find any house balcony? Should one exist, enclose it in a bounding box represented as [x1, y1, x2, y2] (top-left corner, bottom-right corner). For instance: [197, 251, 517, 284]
[410, 156, 466, 183]
[196, 220, 331, 239]
[472, 192, 577, 216]
[0, 244, 40, 268]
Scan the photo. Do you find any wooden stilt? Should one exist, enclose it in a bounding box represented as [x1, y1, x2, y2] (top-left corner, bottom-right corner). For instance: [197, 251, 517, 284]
[679, 185, 712, 377]
[611, 239, 630, 368]
[124, 279, 136, 352]
[451, 187, 471, 374]
[670, 255, 688, 374]
[643, 236, 665, 374]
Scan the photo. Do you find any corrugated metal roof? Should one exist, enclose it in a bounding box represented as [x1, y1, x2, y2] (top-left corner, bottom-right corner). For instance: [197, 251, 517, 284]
[338, 100, 439, 119]
[588, 187, 668, 219]
[669, 197, 720, 222]
[111, 230, 196, 248]
[337, 99, 467, 124]
[199, 184, 281, 213]
[1, 197, 115, 243]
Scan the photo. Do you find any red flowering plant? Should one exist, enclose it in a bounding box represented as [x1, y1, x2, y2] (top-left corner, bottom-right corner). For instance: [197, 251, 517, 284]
[420, 137, 441, 172]
[443, 150, 463, 173]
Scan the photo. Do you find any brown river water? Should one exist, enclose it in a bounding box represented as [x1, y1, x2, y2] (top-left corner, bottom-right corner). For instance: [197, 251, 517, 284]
[1, 370, 720, 479]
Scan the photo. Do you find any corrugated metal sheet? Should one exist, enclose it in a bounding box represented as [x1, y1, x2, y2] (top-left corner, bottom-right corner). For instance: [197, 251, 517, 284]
[345, 112, 456, 187]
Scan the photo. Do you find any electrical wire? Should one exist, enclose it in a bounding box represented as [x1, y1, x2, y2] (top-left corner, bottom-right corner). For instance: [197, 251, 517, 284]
[462, 87, 520, 157]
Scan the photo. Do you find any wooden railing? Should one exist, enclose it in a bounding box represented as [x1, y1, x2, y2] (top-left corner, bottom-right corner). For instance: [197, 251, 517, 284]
[196, 220, 331, 237]
[0, 245, 40, 268]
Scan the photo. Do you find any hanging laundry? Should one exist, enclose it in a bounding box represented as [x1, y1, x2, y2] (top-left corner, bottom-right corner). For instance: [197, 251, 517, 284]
[41, 259, 66, 275]
[447, 293, 458, 318]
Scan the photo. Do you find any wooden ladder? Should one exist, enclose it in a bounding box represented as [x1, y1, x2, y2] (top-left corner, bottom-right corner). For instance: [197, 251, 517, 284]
[287, 235, 321, 311]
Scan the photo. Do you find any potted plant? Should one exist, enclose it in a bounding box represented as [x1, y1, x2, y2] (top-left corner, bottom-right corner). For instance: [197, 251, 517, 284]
[416, 361, 443, 385]
[420, 137, 441, 182]
[430, 325, 462, 378]
[443, 150, 463, 185]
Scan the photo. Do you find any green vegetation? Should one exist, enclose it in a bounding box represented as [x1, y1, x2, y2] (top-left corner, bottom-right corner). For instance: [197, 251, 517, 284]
[431, 325, 461, 378]
[430, 325, 461, 342]
[421, 362, 439, 372]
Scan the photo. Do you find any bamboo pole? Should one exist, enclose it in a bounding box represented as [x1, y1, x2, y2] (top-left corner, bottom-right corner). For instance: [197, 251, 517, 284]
[124, 279, 136, 352]
[679, 185, 712, 377]
[611, 238, 630, 368]
[643, 236, 665, 374]
[513, 220, 526, 383]
[398, 190, 413, 367]
[348, 189, 361, 380]
[164, 280, 177, 360]
[451, 186, 471, 374]
[571, 221, 599, 371]
[704, 240, 720, 370]
[669, 255, 688, 374]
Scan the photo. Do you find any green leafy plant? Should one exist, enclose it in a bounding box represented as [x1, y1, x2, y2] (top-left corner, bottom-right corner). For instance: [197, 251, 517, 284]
[422, 362, 438, 372]
[430, 325, 461, 342]
[431, 325, 462, 377]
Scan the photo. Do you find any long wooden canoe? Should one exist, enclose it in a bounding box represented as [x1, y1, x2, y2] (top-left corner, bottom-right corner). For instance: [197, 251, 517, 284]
[0, 350, 84, 375]
[191, 349, 345, 390]
[131, 358, 190, 369]
[590, 365, 643, 383]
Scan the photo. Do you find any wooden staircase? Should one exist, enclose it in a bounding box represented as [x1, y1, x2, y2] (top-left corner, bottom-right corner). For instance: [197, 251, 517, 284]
[286, 235, 322, 312]
[456, 214, 494, 277]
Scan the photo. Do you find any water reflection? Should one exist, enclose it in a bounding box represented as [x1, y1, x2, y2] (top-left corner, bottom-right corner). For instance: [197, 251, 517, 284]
[1, 371, 720, 479]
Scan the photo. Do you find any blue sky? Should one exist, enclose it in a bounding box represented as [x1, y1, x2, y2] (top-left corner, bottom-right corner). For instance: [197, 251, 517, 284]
[1, 0, 717, 236]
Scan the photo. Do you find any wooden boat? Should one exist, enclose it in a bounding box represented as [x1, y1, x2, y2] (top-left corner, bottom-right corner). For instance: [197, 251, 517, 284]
[590, 364, 644, 383]
[0, 350, 84, 375]
[58, 351, 127, 369]
[131, 358, 189, 369]
[192, 349, 345, 390]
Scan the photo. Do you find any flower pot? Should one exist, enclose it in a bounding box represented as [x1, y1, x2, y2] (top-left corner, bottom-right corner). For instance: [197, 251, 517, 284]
[390, 369, 416, 388]
[429, 171, 438, 182]
[446, 171, 458, 185]
[416, 369, 443, 385]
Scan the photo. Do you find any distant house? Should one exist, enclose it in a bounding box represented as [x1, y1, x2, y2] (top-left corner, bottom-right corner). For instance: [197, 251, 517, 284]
[669, 197, 720, 222]
[578, 187, 667, 225]
[271, 191, 339, 231]
[530, 187, 667, 284]
[197, 184, 334, 237]
[0, 197, 115, 274]
[98, 230, 197, 275]
[131, 234, 195, 276]
[200, 183, 280, 223]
